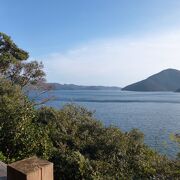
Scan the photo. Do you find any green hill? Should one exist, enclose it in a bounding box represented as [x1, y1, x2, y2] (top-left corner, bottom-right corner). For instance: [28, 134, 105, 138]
[47, 83, 121, 90]
[122, 69, 180, 91]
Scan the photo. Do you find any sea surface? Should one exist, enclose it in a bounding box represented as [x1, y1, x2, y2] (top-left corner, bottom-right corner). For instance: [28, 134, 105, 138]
[31, 90, 180, 158]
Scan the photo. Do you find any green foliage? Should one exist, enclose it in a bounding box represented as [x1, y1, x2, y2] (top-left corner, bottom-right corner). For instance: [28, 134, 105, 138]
[0, 79, 53, 161]
[35, 105, 180, 180]
[170, 133, 180, 158]
[0, 80, 179, 179]
[0, 32, 45, 87]
[0, 151, 6, 162]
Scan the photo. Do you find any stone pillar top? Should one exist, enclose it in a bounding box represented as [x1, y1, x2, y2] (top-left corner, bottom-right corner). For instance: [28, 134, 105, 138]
[0, 161, 7, 180]
[7, 156, 53, 180]
[8, 156, 52, 175]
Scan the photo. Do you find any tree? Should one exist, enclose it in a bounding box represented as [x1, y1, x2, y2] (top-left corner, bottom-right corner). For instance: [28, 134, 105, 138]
[0, 78, 52, 161]
[0, 32, 45, 88]
[171, 133, 180, 158]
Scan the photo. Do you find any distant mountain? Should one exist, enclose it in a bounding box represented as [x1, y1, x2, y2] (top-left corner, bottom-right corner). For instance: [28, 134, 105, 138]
[175, 88, 180, 92]
[122, 69, 180, 92]
[47, 83, 121, 90]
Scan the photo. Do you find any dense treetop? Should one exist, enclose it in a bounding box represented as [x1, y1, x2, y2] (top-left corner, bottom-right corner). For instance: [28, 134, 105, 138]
[0, 32, 45, 88]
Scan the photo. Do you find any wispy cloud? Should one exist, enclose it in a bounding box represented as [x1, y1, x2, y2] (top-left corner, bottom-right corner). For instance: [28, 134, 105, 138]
[41, 30, 180, 86]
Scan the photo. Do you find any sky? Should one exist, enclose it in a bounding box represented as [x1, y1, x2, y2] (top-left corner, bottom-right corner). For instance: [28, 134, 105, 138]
[1, 0, 180, 86]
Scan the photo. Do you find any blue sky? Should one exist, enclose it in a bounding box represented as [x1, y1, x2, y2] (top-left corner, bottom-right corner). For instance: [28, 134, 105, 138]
[1, 0, 180, 86]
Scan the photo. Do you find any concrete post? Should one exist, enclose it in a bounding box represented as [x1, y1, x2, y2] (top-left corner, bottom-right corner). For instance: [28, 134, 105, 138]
[0, 161, 7, 180]
[7, 156, 53, 180]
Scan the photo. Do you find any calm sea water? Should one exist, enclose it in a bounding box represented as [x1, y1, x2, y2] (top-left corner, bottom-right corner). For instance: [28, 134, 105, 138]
[32, 90, 180, 158]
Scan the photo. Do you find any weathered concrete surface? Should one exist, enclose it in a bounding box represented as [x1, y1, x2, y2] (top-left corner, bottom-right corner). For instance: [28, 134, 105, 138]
[0, 161, 7, 180]
[7, 156, 53, 180]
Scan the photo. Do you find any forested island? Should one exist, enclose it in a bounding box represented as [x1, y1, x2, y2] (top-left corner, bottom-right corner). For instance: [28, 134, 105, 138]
[0, 32, 180, 179]
[47, 83, 121, 90]
[122, 69, 180, 92]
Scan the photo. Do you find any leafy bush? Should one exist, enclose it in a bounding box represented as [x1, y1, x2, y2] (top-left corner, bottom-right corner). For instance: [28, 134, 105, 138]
[0, 76, 179, 180]
[0, 79, 53, 161]
[36, 104, 180, 179]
